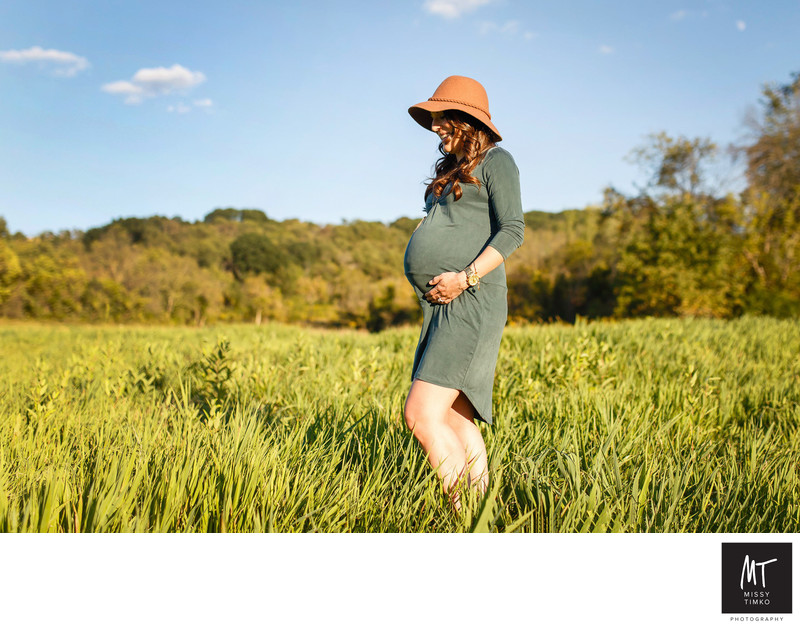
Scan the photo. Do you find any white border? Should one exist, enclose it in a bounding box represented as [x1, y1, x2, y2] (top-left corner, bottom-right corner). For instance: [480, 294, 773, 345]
[1, 533, 797, 627]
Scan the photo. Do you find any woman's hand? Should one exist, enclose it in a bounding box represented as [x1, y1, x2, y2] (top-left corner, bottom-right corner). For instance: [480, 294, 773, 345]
[424, 271, 467, 305]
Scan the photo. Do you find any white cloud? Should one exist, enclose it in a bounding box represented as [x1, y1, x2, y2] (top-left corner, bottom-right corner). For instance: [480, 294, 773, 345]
[670, 10, 688, 21]
[523, 31, 538, 40]
[102, 64, 206, 104]
[0, 45, 89, 77]
[131, 64, 205, 93]
[167, 103, 191, 114]
[424, 0, 493, 19]
[165, 98, 213, 114]
[479, 20, 520, 36]
[599, 45, 614, 54]
[101, 80, 144, 101]
[736, 20, 746, 31]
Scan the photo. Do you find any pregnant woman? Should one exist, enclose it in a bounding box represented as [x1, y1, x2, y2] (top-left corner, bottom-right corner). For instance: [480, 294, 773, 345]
[403, 76, 525, 506]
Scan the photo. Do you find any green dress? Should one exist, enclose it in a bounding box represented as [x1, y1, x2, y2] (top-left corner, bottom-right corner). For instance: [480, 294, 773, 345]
[403, 146, 525, 425]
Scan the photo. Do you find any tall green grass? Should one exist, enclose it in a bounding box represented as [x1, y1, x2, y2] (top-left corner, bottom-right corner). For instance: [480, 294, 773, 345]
[1, 316, 798, 532]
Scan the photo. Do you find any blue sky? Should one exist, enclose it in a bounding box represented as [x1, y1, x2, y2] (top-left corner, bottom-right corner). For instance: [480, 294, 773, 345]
[1, 0, 798, 236]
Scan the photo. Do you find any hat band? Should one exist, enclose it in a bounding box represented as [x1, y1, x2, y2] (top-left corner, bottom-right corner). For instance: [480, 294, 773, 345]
[427, 96, 491, 119]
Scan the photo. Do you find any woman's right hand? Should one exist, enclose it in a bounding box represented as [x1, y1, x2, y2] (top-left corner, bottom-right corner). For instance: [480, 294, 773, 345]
[423, 271, 468, 305]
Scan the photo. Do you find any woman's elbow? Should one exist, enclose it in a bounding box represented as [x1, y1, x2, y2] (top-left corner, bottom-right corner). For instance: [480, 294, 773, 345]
[513, 224, 525, 249]
[506, 222, 525, 253]
[490, 225, 524, 260]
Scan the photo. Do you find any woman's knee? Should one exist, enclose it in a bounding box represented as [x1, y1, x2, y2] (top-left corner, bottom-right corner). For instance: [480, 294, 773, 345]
[404, 380, 460, 435]
[403, 396, 427, 434]
[403, 393, 442, 439]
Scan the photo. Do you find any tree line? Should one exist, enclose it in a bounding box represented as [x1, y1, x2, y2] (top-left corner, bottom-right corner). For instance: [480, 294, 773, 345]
[1, 72, 798, 329]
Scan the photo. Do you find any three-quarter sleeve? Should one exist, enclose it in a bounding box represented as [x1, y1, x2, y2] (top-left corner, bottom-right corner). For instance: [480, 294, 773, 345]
[483, 148, 525, 259]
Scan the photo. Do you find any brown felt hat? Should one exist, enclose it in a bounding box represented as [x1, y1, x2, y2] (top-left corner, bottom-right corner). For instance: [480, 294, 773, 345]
[408, 75, 502, 141]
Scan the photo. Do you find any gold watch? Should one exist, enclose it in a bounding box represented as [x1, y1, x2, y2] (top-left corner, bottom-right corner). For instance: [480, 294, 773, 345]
[463, 264, 480, 289]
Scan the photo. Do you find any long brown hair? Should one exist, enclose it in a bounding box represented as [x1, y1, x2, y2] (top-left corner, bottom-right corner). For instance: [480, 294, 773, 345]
[425, 110, 498, 201]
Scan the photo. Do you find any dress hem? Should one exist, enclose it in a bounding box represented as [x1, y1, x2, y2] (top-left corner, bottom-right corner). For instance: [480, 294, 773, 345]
[410, 373, 493, 426]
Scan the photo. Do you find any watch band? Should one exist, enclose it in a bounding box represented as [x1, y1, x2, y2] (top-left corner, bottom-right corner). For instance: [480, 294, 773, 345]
[463, 264, 480, 289]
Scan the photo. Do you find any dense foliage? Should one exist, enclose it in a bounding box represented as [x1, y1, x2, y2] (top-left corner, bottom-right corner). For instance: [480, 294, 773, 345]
[1, 72, 798, 328]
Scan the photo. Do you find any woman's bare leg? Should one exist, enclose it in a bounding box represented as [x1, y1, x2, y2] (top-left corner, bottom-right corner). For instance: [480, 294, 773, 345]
[404, 381, 490, 506]
[404, 380, 465, 497]
[446, 392, 489, 494]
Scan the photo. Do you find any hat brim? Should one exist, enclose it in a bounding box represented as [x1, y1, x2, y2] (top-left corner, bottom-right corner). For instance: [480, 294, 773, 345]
[408, 100, 502, 142]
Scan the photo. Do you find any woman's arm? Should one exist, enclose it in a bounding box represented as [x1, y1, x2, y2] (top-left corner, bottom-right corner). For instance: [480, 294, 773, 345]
[424, 246, 504, 303]
[467, 245, 506, 280]
[424, 149, 524, 304]
[483, 148, 525, 258]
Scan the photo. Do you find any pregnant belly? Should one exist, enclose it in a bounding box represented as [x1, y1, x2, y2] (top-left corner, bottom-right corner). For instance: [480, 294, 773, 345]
[404, 222, 480, 294]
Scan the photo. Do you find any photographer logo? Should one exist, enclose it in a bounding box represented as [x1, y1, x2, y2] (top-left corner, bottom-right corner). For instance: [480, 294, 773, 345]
[722, 543, 792, 614]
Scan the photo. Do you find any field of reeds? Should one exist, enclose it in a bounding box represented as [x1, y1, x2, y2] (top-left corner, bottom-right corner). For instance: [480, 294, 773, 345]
[1, 316, 798, 533]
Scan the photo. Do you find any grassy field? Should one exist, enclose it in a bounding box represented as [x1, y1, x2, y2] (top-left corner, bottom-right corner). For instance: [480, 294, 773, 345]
[0, 316, 798, 533]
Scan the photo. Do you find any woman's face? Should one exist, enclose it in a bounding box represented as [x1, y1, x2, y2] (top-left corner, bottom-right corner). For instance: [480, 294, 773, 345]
[430, 111, 464, 158]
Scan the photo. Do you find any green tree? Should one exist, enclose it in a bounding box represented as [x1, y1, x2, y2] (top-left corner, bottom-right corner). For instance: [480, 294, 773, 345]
[240, 209, 271, 223]
[81, 278, 136, 321]
[22, 254, 88, 319]
[240, 275, 286, 324]
[230, 233, 282, 277]
[628, 132, 720, 197]
[607, 133, 745, 318]
[739, 191, 800, 316]
[733, 71, 800, 316]
[204, 208, 242, 222]
[366, 282, 420, 332]
[204, 208, 271, 223]
[0, 240, 22, 306]
[742, 72, 800, 201]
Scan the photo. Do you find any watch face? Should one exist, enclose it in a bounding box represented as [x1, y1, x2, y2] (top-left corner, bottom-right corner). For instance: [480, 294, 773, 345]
[468, 276, 478, 286]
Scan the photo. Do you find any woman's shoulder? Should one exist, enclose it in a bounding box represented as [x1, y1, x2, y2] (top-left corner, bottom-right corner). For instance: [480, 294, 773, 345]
[479, 146, 518, 177]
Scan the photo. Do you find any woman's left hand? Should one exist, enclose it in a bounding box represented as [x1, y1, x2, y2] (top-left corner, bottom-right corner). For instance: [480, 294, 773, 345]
[424, 271, 467, 305]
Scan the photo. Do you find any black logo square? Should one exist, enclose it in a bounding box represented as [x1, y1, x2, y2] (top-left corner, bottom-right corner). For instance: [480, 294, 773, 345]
[722, 543, 792, 614]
